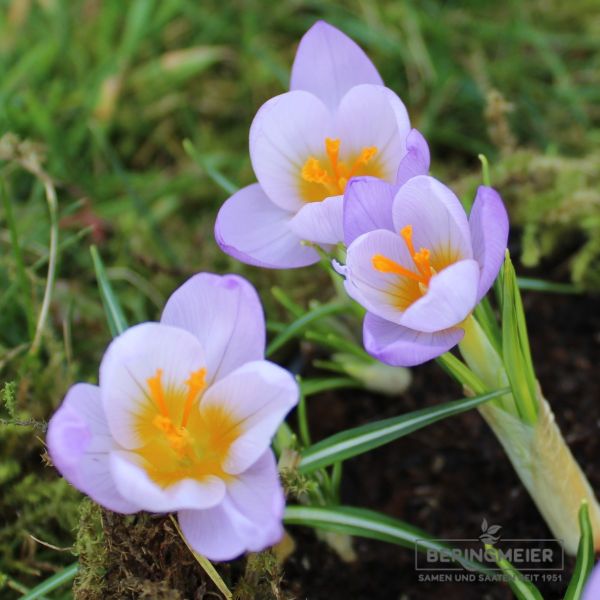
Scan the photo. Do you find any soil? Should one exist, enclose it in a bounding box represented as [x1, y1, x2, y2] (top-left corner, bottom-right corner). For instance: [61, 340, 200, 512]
[282, 284, 600, 599]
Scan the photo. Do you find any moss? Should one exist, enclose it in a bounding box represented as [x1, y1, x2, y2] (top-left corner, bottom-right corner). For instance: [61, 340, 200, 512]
[233, 551, 289, 600]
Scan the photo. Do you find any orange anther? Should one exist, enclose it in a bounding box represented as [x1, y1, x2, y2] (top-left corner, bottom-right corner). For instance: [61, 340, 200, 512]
[147, 369, 169, 417]
[181, 368, 207, 428]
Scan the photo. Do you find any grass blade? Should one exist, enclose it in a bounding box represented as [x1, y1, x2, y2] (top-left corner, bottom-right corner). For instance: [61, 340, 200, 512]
[284, 505, 488, 574]
[21, 562, 79, 600]
[266, 302, 348, 357]
[299, 389, 507, 472]
[484, 544, 543, 600]
[564, 501, 594, 600]
[90, 245, 128, 337]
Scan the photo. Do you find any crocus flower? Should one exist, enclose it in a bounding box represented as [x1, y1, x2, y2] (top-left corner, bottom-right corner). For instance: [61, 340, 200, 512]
[340, 175, 508, 366]
[215, 20, 429, 269]
[47, 273, 298, 561]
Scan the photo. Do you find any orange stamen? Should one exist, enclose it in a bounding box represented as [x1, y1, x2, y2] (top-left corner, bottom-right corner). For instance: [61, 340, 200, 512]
[400, 225, 416, 257]
[413, 248, 433, 280]
[147, 369, 169, 417]
[372, 254, 425, 283]
[181, 368, 207, 428]
[301, 139, 378, 197]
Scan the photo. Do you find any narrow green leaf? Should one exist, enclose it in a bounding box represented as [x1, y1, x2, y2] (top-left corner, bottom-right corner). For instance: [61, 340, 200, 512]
[564, 501, 594, 600]
[299, 389, 506, 472]
[90, 245, 128, 337]
[436, 352, 487, 395]
[300, 377, 358, 397]
[21, 562, 79, 600]
[484, 544, 543, 600]
[517, 277, 581, 295]
[501, 253, 538, 424]
[183, 139, 238, 195]
[266, 302, 347, 357]
[284, 505, 489, 574]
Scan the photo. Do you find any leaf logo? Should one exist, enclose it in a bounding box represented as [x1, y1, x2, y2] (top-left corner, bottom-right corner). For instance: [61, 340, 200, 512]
[479, 519, 502, 545]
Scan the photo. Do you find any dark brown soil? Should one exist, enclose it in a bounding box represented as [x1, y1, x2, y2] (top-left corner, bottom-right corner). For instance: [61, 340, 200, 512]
[282, 286, 600, 599]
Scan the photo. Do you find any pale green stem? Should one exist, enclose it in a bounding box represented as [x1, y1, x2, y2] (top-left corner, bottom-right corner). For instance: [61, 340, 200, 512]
[458, 315, 600, 555]
[30, 175, 58, 356]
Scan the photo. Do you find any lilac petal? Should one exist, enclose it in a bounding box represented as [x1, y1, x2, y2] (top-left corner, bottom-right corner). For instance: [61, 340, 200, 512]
[290, 20, 383, 110]
[344, 229, 417, 325]
[215, 184, 319, 269]
[399, 259, 480, 332]
[200, 360, 298, 475]
[289, 194, 344, 244]
[250, 91, 332, 211]
[395, 129, 431, 188]
[363, 312, 464, 367]
[469, 185, 509, 301]
[46, 384, 138, 513]
[110, 451, 226, 513]
[335, 85, 408, 183]
[161, 272, 268, 384]
[343, 176, 395, 245]
[392, 175, 473, 262]
[178, 451, 284, 561]
[99, 323, 206, 449]
[178, 501, 246, 562]
[224, 450, 285, 553]
[583, 563, 600, 600]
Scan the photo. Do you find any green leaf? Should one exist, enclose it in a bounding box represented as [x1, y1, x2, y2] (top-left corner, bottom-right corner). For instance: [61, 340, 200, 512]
[284, 505, 489, 574]
[501, 252, 539, 424]
[517, 277, 581, 295]
[484, 544, 543, 600]
[90, 245, 128, 337]
[300, 377, 358, 397]
[564, 501, 594, 600]
[266, 302, 348, 357]
[299, 389, 506, 472]
[21, 562, 79, 600]
[436, 352, 487, 396]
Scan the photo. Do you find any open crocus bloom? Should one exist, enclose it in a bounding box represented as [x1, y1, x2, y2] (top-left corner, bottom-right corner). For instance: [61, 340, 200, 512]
[215, 20, 429, 269]
[341, 175, 508, 366]
[47, 273, 298, 561]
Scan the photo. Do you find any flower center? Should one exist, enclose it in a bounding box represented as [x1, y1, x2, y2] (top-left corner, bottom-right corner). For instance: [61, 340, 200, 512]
[372, 225, 434, 289]
[134, 367, 241, 487]
[300, 138, 378, 202]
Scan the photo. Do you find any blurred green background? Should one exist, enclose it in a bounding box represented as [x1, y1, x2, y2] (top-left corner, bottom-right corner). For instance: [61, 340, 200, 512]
[1, 0, 600, 596]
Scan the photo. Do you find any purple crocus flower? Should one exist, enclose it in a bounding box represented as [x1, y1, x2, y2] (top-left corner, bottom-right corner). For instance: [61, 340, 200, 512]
[340, 175, 508, 366]
[47, 273, 298, 561]
[583, 562, 600, 600]
[215, 20, 429, 269]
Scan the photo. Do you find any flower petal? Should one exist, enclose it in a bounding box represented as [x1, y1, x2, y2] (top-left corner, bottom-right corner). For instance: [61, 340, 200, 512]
[250, 91, 332, 211]
[161, 272, 267, 384]
[469, 185, 509, 301]
[215, 184, 320, 269]
[344, 229, 417, 325]
[290, 20, 383, 110]
[392, 175, 473, 263]
[178, 501, 246, 562]
[110, 451, 226, 513]
[335, 85, 409, 184]
[343, 176, 395, 245]
[583, 563, 600, 600]
[99, 323, 206, 449]
[395, 129, 430, 187]
[289, 194, 344, 244]
[199, 361, 298, 475]
[224, 450, 285, 553]
[363, 312, 464, 367]
[46, 384, 139, 513]
[399, 259, 480, 332]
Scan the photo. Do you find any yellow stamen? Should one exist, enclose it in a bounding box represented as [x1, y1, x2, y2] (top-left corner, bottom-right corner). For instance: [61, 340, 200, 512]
[301, 138, 378, 198]
[413, 248, 433, 280]
[181, 368, 207, 428]
[147, 369, 169, 417]
[400, 225, 416, 257]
